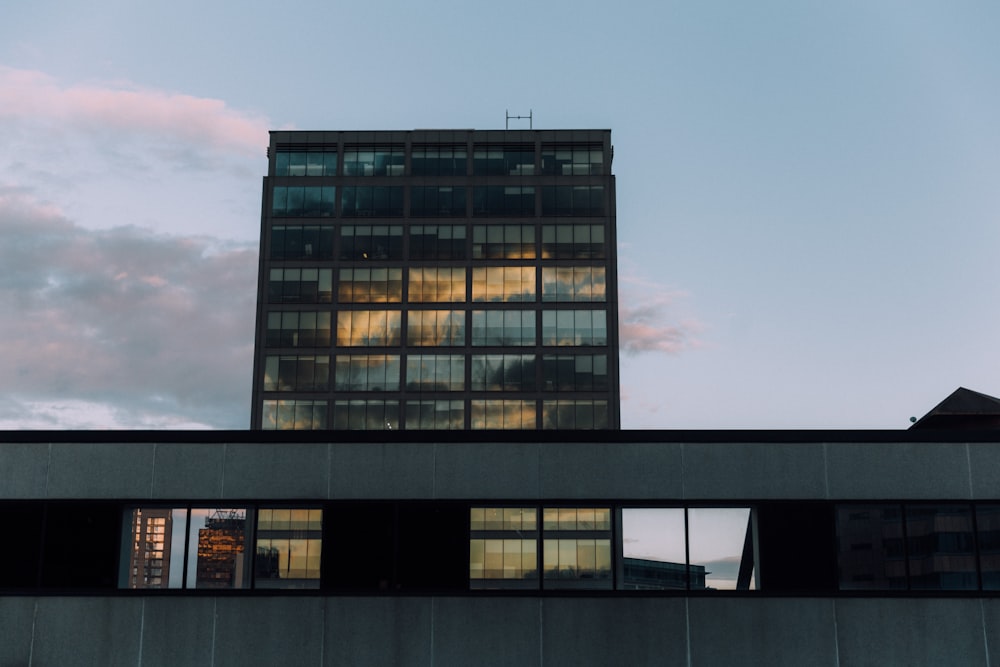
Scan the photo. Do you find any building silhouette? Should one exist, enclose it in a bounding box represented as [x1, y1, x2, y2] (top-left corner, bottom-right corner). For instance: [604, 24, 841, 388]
[251, 129, 620, 430]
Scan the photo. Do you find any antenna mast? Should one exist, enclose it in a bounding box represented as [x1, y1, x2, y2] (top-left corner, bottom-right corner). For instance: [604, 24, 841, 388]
[505, 109, 533, 130]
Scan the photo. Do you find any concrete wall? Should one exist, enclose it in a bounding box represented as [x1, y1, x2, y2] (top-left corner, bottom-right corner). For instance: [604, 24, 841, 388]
[2, 595, 997, 667]
[2, 439, 998, 500]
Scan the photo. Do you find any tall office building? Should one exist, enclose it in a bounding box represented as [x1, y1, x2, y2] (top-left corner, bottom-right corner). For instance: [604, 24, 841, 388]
[251, 129, 619, 430]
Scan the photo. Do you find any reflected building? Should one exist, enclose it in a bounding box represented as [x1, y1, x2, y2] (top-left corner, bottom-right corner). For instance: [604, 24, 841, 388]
[126, 508, 172, 589]
[250, 129, 620, 430]
[195, 509, 247, 589]
[622, 558, 707, 590]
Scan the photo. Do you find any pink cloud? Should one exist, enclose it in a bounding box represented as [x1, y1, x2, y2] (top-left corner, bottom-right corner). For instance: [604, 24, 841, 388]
[618, 275, 704, 355]
[0, 66, 270, 155]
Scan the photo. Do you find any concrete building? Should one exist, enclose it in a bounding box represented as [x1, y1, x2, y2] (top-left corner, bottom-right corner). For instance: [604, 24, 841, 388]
[251, 129, 620, 431]
[4, 428, 1000, 666]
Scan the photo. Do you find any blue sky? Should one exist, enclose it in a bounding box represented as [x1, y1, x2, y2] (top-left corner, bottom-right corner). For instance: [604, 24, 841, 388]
[1, 1, 998, 429]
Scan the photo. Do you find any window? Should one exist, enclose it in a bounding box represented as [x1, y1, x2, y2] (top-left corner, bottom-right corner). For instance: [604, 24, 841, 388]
[471, 267, 536, 302]
[263, 355, 330, 391]
[541, 267, 606, 302]
[406, 310, 465, 346]
[470, 399, 536, 429]
[408, 268, 466, 303]
[331, 400, 399, 429]
[541, 310, 607, 346]
[472, 224, 535, 260]
[542, 507, 612, 589]
[339, 225, 403, 261]
[256, 509, 322, 589]
[411, 186, 466, 217]
[541, 224, 605, 259]
[338, 268, 403, 303]
[470, 354, 537, 392]
[541, 354, 608, 391]
[260, 400, 327, 430]
[265, 312, 332, 348]
[541, 400, 609, 429]
[335, 311, 402, 347]
[473, 146, 534, 175]
[412, 145, 467, 176]
[471, 310, 536, 346]
[343, 146, 404, 176]
[267, 268, 333, 304]
[334, 355, 401, 392]
[409, 225, 466, 260]
[405, 400, 465, 430]
[272, 186, 336, 217]
[269, 225, 334, 260]
[473, 186, 535, 217]
[470, 507, 538, 589]
[541, 186, 604, 216]
[836, 505, 907, 590]
[341, 187, 403, 217]
[405, 354, 465, 391]
[541, 145, 603, 175]
[275, 150, 337, 176]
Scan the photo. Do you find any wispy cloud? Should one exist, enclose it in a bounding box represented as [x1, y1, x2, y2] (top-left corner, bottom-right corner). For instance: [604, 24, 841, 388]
[0, 66, 270, 156]
[0, 187, 256, 428]
[618, 275, 704, 355]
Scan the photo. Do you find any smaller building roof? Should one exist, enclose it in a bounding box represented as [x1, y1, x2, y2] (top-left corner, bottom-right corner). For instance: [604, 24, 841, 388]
[909, 387, 1000, 430]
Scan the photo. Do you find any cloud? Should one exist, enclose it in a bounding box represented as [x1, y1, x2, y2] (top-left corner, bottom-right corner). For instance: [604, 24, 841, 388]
[0, 66, 270, 156]
[618, 276, 704, 355]
[0, 188, 256, 428]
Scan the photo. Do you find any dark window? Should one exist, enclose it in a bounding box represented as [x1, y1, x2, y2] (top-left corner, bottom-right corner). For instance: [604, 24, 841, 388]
[756, 503, 837, 592]
[541, 186, 604, 216]
[42, 502, 120, 589]
[473, 186, 535, 217]
[412, 146, 467, 176]
[411, 186, 466, 217]
[409, 225, 467, 260]
[473, 146, 534, 175]
[341, 187, 403, 217]
[343, 146, 404, 176]
[275, 150, 337, 176]
[0, 503, 44, 589]
[541, 145, 603, 175]
[339, 225, 403, 261]
[269, 225, 334, 260]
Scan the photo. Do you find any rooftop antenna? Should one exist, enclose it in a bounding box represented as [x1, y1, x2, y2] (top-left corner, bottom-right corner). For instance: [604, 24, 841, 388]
[506, 109, 532, 130]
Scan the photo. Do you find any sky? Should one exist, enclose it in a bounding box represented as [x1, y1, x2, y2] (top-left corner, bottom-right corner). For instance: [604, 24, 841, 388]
[1, 1, 998, 429]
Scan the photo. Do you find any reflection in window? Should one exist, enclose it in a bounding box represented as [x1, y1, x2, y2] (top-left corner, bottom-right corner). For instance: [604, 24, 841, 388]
[405, 355, 465, 391]
[470, 507, 538, 589]
[688, 507, 754, 591]
[412, 145, 467, 176]
[405, 400, 465, 430]
[542, 354, 608, 391]
[332, 400, 399, 429]
[621, 508, 690, 590]
[836, 505, 905, 590]
[263, 355, 330, 392]
[471, 400, 536, 429]
[541, 186, 604, 216]
[272, 186, 336, 217]
[473, 146, 534, 175]
[335, 311, 402, 347]
[905, 505, 977, 590]
[260, 400, 328, 430]
[541, 145, 603, 175]
[409, 225, 466, 260]
[265, 312, 332, 348]
[472, 267, 535, 302]
[472, 225, 535, 259]
[343, 146, 404, 176]
[542, 310, 607, 346]
[407, 310, 465, 346]
[192, 508, 252, 589]
[334, 355, 400, 392]
[473, 186, 535, 217]
[269, 225, 334, 260]
[979, 505, 1000, 590]
[341, 186, 403, 217]
[541, 225, 605, 259]
[542, 507, 612, 590]
[275, 150, 337, 176]
[471, 310, 536, 346]
[541, 400, 609, 429]
[268, 268, 333, 304]
[338, 268, 403, 303]
[256, 509, 322, 589]
[339, 225, 403, 261]
[411, 186, 466, 217]
[408, 268, 466, 303]
[123, 507, 181, 589]
[541, 267, 606, 302]
[470, 354, 537, 392]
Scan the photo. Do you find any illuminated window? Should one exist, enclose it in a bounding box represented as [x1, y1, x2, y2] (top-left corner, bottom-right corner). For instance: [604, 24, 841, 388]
[472, 267, 536, 302]
[471, 400, 536, 429]
[408, 268, 466, 303]
[338, 268, 403, 303]
[541, 267, 606, 302]
[406, 310, 465, 346]
[335, 311, 402, 347]
[334, 355, 400, 391]
[263, 355, 330, 392]
[256, 508, 322, 589]
[472, 224, 535, 260]
[542, 507, 612, 590]
[470, 507, 538, 589]
[260, 400, 327, 430]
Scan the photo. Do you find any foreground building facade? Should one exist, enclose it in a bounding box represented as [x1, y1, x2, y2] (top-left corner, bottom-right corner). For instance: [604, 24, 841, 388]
[251, 129, 620, 430]
[4, 429, 1000, 666]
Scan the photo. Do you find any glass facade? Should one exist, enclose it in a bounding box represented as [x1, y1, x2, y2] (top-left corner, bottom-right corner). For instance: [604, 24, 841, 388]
[253, 130, 618, 430]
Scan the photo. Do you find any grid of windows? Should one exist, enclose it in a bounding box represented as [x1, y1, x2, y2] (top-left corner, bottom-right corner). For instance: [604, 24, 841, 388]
[255, 131, 618, 431]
